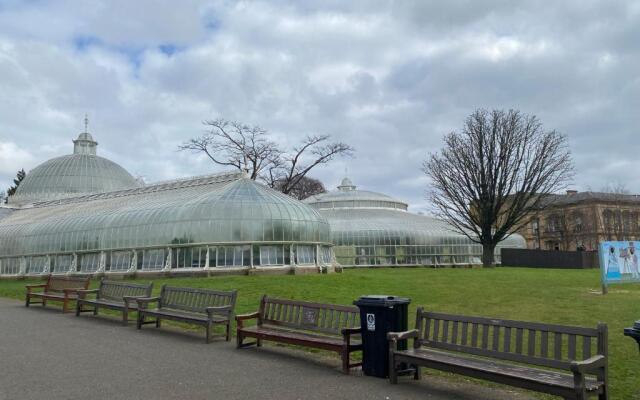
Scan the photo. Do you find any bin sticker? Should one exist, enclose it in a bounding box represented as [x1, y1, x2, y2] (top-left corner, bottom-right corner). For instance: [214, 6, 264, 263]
[366, 313, 375, 331]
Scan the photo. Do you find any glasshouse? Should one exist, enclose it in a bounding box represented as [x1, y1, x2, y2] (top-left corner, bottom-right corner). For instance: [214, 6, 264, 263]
[304, 178, 525, 267]
[0, 131, 333, 278]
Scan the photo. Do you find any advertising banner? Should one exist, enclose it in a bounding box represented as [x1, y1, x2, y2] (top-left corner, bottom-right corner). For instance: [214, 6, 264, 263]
[599, 241, 640, 291]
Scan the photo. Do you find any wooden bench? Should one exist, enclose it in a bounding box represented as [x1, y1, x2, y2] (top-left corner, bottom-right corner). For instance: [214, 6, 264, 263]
[25, 275, 91, 313]
[388, 309, 608, 400]
[236, 295, 363, 374]
[76, 280, 153, 325]
[135, 285, 237, 343]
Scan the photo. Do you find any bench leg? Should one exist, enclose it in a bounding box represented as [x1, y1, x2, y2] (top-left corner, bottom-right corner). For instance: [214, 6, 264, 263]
[257, 338, 262, 347]
[225, 323, 231, 342]
[156, 318, 161, 328]
[75, 302, 81, 316]
[122, 309, 129, 326]
[341, 348, 350, 374]
[93, 305, 99, 316]
[62, 298, 69, 313]
[25, 294, 30, 307]
[389, 353, 398, 384]
[236, 331, 243, 348]
[137, 313, 144, 329]
[207, 321, 213, 343]
[413, 364, 422, 381]
[42, 299, 47, 307]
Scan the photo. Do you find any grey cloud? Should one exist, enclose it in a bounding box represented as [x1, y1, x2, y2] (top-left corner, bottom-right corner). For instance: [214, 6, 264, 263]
[0, 1, 639, 212]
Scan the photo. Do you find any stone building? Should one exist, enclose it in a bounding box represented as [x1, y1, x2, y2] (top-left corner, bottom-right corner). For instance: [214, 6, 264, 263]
[517, 190, 640, 251]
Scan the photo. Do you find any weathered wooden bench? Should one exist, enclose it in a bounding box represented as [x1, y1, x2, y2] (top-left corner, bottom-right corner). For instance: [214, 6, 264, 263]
[75, 280, 153, 325]
[236, 295, 363, 374]
[388, 309, 608, 400]
[136, 285, 237, 343]
[25, 275, 91, 313]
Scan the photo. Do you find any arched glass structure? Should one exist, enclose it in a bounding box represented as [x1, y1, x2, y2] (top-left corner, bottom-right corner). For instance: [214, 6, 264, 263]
[8, 132, 140, 206]
[0, 133, 332, 277]
[305, 178, 526, 267]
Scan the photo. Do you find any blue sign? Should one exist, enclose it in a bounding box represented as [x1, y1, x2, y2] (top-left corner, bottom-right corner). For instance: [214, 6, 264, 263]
[599, 241, 640, 286]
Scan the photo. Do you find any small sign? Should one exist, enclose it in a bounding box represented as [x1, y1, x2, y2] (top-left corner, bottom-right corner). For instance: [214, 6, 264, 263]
[366, 313, 375, 331]
[302, 307, 318, 326]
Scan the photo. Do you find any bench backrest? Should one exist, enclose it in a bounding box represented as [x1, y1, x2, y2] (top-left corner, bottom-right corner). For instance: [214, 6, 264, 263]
[46, 276, 90, 293]
[159, 285, 237, 314]
[415, 309, 607, 370]
[259, 295, 360, 336]
[98, 280, 153, 302]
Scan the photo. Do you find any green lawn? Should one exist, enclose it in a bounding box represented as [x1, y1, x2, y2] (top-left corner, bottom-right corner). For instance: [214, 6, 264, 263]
[2, 267, 638, 399]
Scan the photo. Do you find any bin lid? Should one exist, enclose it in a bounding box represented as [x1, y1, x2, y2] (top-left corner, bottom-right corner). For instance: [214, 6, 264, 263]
[354, 295, 411, 307]
[634, 320, 640, 330]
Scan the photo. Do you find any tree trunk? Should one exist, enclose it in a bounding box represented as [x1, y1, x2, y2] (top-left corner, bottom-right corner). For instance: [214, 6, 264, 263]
[481, 243, 496, 267]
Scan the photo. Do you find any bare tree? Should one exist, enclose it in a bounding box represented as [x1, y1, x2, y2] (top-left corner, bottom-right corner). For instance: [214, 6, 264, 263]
[179, 119, 281, 180]
[423, 109, 573, 267]
[272, 176, 326, 200]
[268, 135, 353, 195]
[180, 119, 353, 196]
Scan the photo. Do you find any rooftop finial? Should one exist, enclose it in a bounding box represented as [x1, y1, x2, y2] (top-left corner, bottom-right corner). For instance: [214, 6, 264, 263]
[84, 114, 89, 133]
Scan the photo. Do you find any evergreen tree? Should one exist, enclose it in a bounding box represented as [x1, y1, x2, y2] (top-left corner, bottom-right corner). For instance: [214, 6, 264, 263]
[6, 169, 26, 197]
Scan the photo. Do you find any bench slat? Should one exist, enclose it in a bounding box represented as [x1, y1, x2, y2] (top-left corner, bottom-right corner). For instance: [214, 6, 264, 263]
[568, 334, 576, 360]
[554, 332, 563, 360]
[541, 331, 549, 358]
[504, 327, 511, 353]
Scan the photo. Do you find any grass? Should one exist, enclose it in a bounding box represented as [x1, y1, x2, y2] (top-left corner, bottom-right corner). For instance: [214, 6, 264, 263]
[2, 267, 639, 399]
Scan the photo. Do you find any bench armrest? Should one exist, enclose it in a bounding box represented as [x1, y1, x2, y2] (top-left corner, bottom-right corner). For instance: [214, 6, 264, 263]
[76, 289, 99, 299]
[206, 305, 233, 317]
[122, 295, 147, 306]
[570, 355, 606, 374]
[387, 329, 419, 341]
[26, 284, 47, 289]
[341, 327, 361, 336]
[235, 311, 260, 329]
[134, 296, 160, 309]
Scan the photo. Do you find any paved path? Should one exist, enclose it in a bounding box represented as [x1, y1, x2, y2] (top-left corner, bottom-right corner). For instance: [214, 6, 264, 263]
[0, 298, 534, 400]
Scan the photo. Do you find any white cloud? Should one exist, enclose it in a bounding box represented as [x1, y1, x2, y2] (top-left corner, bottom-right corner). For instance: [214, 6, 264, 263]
[0, 0, 638, 206]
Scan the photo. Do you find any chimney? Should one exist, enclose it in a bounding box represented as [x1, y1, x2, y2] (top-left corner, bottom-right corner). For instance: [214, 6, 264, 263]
[566, 190, 578, 196]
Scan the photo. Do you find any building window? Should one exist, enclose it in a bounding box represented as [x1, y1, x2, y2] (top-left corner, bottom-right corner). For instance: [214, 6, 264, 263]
[53, 255, 72, 273]
[297, 245, 315, 265]
[140, 249, 165, 271]
[79, 253, 100, 272]
[216, 245, 250, 267]
[173, 246, 207, 269]
[109, 251, 131, 272]
[0, 258, 21, 275]
[26, 256, 47, 274]
[260, 245, 285, 266]
[320, 247, 332, 264]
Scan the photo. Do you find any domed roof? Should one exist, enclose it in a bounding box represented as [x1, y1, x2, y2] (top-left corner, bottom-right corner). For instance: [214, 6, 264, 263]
[304, 177, 408, 211]
[8, 131, 140, 205]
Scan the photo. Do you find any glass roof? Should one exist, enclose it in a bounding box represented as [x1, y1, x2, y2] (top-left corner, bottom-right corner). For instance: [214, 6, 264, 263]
[0, 172, 331, 257]
[8, 133, 140, 205]
[305, 177, 408, 211]
[320, 208, 525, 247]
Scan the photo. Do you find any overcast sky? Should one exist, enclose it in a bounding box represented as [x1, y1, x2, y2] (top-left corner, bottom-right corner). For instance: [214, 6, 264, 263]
[0, 1, 638, 212]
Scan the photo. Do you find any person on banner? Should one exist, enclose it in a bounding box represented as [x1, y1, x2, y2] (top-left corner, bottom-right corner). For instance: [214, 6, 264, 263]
[606, 245, 621, 280]
[629, 242, 639, 279]
[620, 245, 631, 276]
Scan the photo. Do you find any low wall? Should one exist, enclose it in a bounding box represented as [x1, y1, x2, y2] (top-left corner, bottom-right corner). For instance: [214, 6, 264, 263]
[501, 248, 599, 269]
